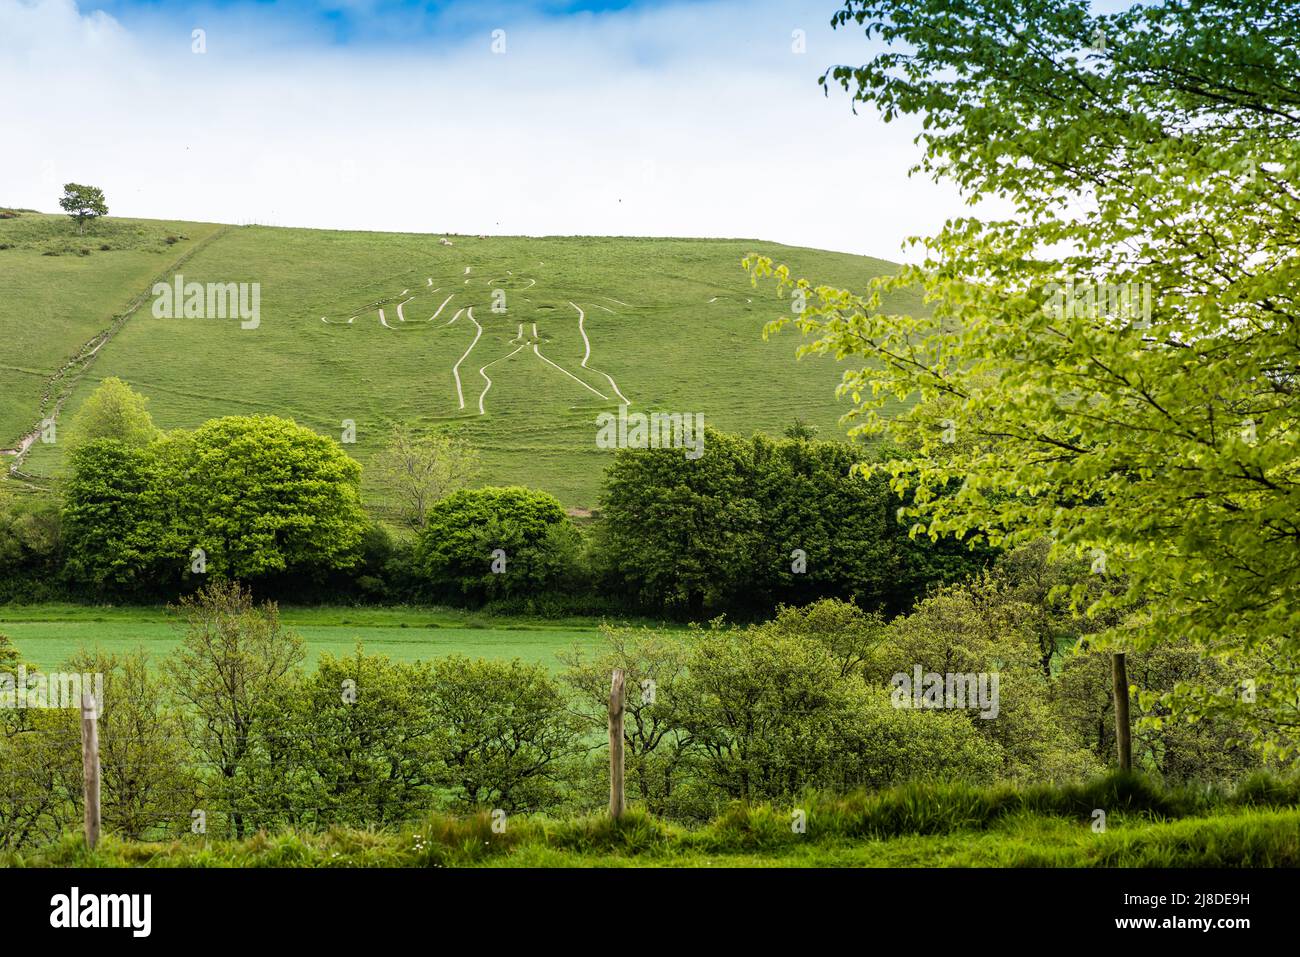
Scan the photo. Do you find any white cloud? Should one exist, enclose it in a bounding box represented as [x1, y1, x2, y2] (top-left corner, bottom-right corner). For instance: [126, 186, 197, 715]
[0, 0, 126, 57]
[0, 0, 974, 259]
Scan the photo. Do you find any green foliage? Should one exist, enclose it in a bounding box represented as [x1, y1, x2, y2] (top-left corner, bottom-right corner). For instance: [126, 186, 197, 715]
[747, 0, 1300, 750]
[166, 415, 367, 581]
[596, 429, 760, 615]
[62, 415, 367, 593]
[365, 425, 480, 528]
[245, 647, 441, 829]
[677, 619, 1001, 801]
[62, 439, 170, 594]
[869, 566, 1106, 781]
[426, 655, 585, 811]
[0, 491, 62, 601]
[0, 706, 80, 850]
[559, 625, 698, 816]
[415, 486, 582, 603]
[988, 538, 1118, 677]
[163, 581, 306, 838]
[762, 598, 885, 678]
[597, 429, 760, 616]
[1056, 645, 1265, 784]
[0, 632, 81, 849]
[67, 377, 161, 449]
[678, 620, 855, 801]
[57, 183, 107, 233]
[0, 632, 18, 672]
[62, 647, 197, 840]
[596, 428, 990, 616]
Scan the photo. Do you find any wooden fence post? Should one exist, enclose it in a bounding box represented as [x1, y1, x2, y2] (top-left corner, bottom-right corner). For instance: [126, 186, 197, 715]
[1112, 652, 1132, 772]
[608, 669, 625, 820]
[81, 690, 101, 850]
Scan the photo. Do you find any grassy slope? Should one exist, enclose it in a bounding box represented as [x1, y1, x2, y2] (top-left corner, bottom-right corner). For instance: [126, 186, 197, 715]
[9, 775, 1299, 867]
[0, 214, 225, 449]
[2, 214, 917, 505]
[0, 604, 642, 671]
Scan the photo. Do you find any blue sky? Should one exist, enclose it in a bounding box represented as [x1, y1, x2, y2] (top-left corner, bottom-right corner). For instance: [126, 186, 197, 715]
[89, 1, 716, 45]
[74, 0, 816, 57]
[0, 0, 974, 257]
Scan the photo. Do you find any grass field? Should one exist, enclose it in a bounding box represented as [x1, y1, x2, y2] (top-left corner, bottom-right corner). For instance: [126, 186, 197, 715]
[9, 773, 1298, 867]
[1, 212, 918, 505]
[0, 604, 628, 672]
[0, 214, 226, 456]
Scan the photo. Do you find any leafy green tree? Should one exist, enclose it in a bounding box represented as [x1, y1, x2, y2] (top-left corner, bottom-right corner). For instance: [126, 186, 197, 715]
[762, 598, 886, 679]
[597, 429, 760, 616]
[746, 0, 1300, 754]
[750, 434, 990, 612]
[0, 632, 18, 673]
[1055, 645, 1265, 784]
[415, 486, 581, 602]
[427, 656, 584, 812]
[63, 415, 367, 592]
[676, 619, 1000, 800]
[0, 491, 62, 601]
[63, 648, 197, 840]
[58, 183, 107, 233]
[62, 439, 171, 594]
[596, 428, 989, 616]
[163, 581, 305, 838]
[0, 636, 81, 850]
[366, 425, 480, 528]
[677, 621, 854, 800]
[163, 415, 367, 581]
[68, 377, 161, 449]
[0, 706, 81, 850]
[871, 577, 1102, 781]
[244, 647, 441, 828]
[560, 625, 697, 814]
[989, 539, 1122, 678]
[834, 687, 1004, 790]
[783, 418, 819, 440]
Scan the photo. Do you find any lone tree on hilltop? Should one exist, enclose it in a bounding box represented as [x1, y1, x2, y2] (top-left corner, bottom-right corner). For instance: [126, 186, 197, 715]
[58, 183, 107, 233]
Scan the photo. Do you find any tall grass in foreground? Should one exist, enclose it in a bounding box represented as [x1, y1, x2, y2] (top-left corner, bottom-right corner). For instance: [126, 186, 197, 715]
[7, 771, 1299, 868]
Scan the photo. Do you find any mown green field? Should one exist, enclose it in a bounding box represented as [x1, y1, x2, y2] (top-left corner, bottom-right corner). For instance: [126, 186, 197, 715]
[0, 604, 626, 672]
[1, 212, 917, 505]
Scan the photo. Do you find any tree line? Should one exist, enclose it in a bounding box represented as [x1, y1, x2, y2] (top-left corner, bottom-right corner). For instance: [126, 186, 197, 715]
[0, 377, 989, 618]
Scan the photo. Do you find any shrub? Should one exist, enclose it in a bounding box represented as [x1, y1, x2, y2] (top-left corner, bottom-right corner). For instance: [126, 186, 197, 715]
[426, 655, 585, 812]
[245, 648, 441, 829]
[415, 486, 583, 603]
[0, 491, 63, 601]
[163, 582, 305, 839]
[1055, 644, 1266, 783]
[163, 416, 368, 582]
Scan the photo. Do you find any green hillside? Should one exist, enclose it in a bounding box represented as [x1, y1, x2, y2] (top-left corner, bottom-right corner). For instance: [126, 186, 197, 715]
[1, 212, 915, 505]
